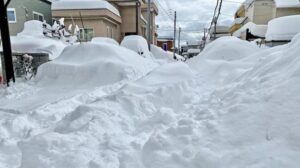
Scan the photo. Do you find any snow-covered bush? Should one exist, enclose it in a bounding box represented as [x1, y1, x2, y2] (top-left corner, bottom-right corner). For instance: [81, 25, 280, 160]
[11, 20, 67, 60]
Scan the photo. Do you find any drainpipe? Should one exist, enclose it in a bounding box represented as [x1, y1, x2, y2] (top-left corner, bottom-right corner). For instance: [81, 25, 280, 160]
[135, 1, 140, 35]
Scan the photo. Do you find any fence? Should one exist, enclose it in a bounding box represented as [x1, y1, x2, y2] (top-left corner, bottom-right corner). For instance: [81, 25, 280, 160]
[0, 52, 49, 83]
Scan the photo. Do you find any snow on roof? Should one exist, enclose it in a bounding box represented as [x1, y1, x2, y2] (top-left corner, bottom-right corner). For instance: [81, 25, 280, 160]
[52, 0, 120, 16]
[244, 0, 300, 8]
[233, 22, 268, 38]
[275, 0, 300, 8]
[266, 15, 300, 41]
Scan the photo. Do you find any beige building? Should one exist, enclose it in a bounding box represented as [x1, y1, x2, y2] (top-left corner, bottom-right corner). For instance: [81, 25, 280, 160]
[52, 0, 158, 43]
[230, 0, 300, 40]
[107, 0, 158, 43]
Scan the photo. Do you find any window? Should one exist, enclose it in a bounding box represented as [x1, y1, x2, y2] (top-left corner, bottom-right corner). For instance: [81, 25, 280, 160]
[79, 28, 94, 41]
[33, 11, 44, 22]
[7, 8, 16, 23]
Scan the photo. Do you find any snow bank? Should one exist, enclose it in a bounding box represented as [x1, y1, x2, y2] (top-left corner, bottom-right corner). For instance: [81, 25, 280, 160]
[150, 44, 173, 61]
[266, 15, 300, 41]
[188, 36, 261, 84]
[121, 35, 151, 59]
[52, 0, 120, 16]
[124, 62, 194, 93]
[11, 20, 67, 60]
[35, 43, 157, 88]
[91, 37, 119, 46]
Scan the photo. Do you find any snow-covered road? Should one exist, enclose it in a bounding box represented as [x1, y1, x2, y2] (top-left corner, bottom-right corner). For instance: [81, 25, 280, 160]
[1, 35, 300, 168]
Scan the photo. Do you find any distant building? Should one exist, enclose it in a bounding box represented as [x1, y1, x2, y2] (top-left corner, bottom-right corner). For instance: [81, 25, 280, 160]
[230, 0, 300, 41]
[157, 37, 173, 51]
[7, 0, 52, 35]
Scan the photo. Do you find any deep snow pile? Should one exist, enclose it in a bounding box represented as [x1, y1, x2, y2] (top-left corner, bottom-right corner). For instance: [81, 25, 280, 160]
[1, 34, 300, 168]
[266, 15, 300, 41]
[10, 20, 67, 60]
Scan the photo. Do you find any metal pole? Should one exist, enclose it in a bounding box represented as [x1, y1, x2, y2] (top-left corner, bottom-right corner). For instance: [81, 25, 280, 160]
[173, 11, 176, 59]
[147, 0, 151, 50]
[178, 27, 181, 55]
[135, 1, 140, 35]
[0, 0, 15, 86]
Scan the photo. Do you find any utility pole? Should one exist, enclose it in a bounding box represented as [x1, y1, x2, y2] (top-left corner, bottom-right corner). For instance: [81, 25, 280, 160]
[0, 0, 15, 86]
[178, 27, 181, 55]
[173, 11, 177, 59]
[202, 28, 207, 51]
[147, 0, 151, 50]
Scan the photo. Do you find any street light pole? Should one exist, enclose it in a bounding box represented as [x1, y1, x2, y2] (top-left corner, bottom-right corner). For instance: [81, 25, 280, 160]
[178, 27, 181, 55]
[173, 11, 177, 59]
[0, 0, 15, 86]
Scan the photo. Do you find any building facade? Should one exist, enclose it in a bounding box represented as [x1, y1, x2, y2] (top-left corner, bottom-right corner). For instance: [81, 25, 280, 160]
[52, 0, 122, 42]
[7, 0, 52, 35]
[52, 0, 158, 43]
[230, 0, 300, 39]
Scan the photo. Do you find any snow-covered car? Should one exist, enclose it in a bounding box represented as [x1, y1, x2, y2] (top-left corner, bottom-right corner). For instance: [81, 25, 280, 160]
[35, 42, 157, 88]
[91, 37, 119, 46]
[120, 35, 151, 58]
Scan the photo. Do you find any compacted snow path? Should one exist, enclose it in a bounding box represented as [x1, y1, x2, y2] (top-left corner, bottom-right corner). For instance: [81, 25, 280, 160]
[1, 35, 300, 168]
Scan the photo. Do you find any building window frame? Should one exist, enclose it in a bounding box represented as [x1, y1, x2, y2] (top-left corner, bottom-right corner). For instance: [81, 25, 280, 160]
[7, 8, 17, 23]
[32, 11, 44, 22]
[79, 28, 94, 41]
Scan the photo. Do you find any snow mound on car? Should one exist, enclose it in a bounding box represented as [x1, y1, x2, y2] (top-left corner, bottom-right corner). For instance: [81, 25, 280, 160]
[35, 43, 157, 88]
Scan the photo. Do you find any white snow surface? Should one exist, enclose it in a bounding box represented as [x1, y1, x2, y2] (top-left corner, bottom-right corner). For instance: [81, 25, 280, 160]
[266, 15, 300, 41]
[11, 20, 67, 60]
[1, 34, 300, 168]
[52, 0, 120, 16]
[91, 37, 119, 46]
